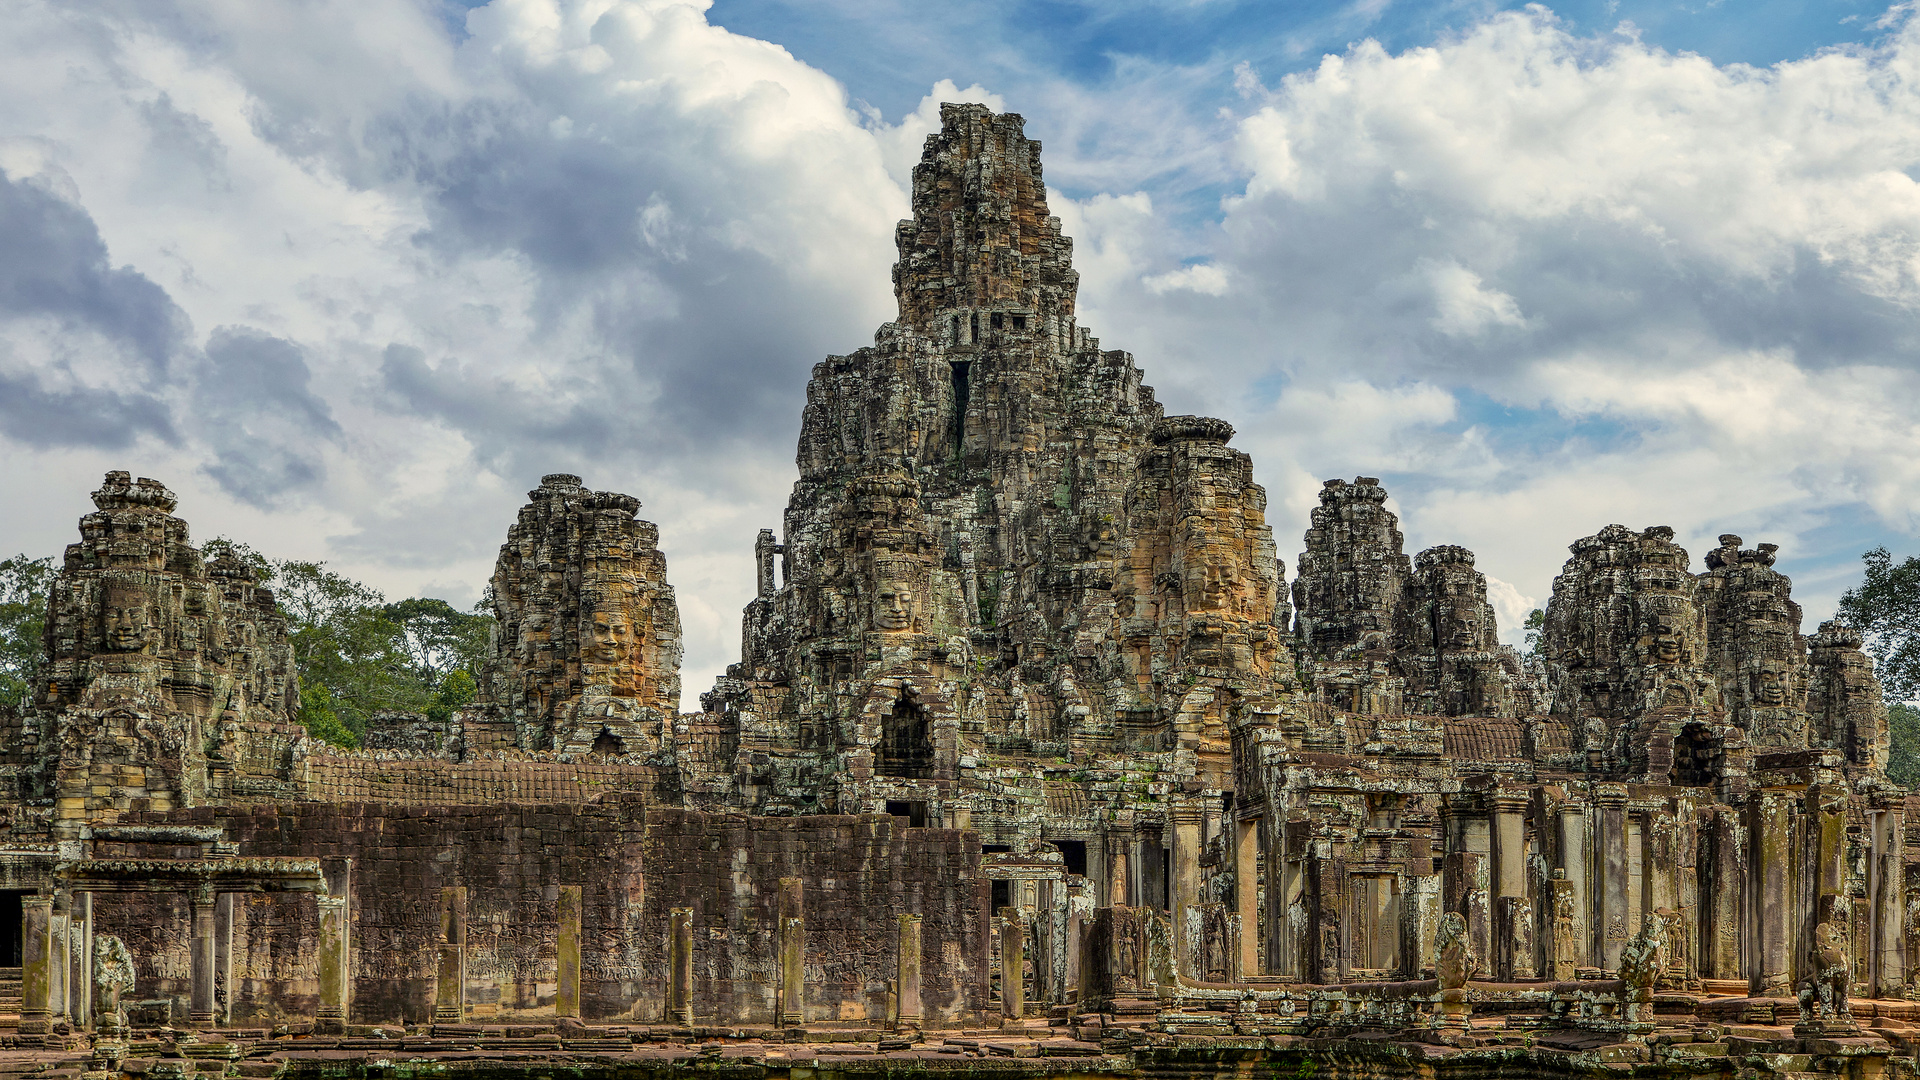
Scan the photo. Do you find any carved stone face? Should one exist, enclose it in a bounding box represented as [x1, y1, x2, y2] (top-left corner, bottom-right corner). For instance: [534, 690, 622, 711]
[1650, 618, 1683, 664]
[1753, 662, 1788, 706]
[587, 609, 634, 666]
[873, 580, 914, 632]
[1442, 605, 1479, 648]
[103, 587, 151, 653]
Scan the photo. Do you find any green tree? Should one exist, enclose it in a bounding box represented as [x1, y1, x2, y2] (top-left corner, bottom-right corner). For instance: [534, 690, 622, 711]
[1888, 704, 1920, 789]
[0, 555, 55, 708]
[379, 597, 491, 722]
[1837, 547, 1920, 703]
[1523, 608, 1546, 657]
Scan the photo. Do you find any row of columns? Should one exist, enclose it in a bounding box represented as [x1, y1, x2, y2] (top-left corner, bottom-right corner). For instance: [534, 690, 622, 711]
[18, 884, 347, 1033]
[432, 881, 927, 1029]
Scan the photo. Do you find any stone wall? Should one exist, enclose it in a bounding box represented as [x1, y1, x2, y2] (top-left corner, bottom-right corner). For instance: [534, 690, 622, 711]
[101, 799, 987, 1027]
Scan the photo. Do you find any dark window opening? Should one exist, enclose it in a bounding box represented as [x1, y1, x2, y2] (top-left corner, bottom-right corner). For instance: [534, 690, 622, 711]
[951, 360, 971, 456]
[982, 844, 1012, 854]
[1671, 722, 1722, 787]
[992, 879, 1011, 912]
[886, 800, 930, 828]
[970, 312, 979, 342]
[950, 315, 960, 344]
[1051, 839, 1087, 877]
[876, 697, 933, 778]
[1011, 315, 1026, 331]
[1162, 848, 1172, 910]
[591, 727, 625, 756]
[991, 311, 1005, 330]
[0, 892, 20, 967]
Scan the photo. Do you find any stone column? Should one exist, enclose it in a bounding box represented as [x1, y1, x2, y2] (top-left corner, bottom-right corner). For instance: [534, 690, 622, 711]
[1170, 805, 1202, 978]
[214, 894, 234, 1026]
[1236, 816, 1261, 977]
[434, 886, 467, 1022]
[49, 904, 67, 1021]
[1137, 823, 1164, 911]
[668, 908, 694, 1026]
[1557, 801, 1589, 973]
[999, 909, 1025, 1021]
[555, 886, 581, 1018]
[1873, 800, 1906, 998]
[755, 529, 780, 597]
[777, 877, 803, 1026]
[1595, 785, 1630, 973]
[1752, 785, 1792, 997]
[1705, 806, 1747, 981]
[895, 914, 922, 1030]
[73, 892, 91, 1031]
[1490, 790, 1531, 980]
[190, 887, 217, 1027]
[1106, 818, 1132, 908]
[317, 894, 348, 1034]
[19, 894, 50, 1036]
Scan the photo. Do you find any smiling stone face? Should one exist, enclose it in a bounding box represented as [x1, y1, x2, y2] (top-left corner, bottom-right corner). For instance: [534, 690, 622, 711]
[872, 579, 915, 632]
[101, 582, 152, 653]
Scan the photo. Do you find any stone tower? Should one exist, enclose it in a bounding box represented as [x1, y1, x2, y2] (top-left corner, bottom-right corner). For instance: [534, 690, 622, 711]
[482, 474, 682, 755]
[23, 471, 302, 826]
[709, 104, 1292, 829]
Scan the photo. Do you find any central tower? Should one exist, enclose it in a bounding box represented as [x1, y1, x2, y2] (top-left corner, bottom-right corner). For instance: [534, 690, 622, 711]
[705, 105, 1291, 830]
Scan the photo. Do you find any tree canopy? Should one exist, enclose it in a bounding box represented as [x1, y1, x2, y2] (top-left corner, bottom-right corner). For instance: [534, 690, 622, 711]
[0, 555, 55, 709]
[1838, 546, 1920, 704]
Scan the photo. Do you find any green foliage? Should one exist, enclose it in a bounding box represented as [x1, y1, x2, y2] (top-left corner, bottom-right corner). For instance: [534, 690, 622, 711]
[1524, 607, 1546, 658]
[1889, 704, 1920, 789]
[0, 555, 55, 708]
[1838, 547, 1920, 703]
[271, 561, 494, 746]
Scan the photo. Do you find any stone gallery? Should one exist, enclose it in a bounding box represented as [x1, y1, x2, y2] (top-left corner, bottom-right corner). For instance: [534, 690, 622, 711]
[0, 105, 1912, 1079]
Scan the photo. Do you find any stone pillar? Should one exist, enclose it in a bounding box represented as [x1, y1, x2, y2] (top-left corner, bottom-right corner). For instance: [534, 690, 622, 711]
[317, 894, 348, 1034]
[73, 892, 91, 1031]
[1873, 801, 1906, 998]
[1106, 818, 1131, 907]
[1137, 823, 1164, 911]
[1490, 790, 1531, 980]
[1752, 786, 1792, 997]
[1595, 785, 1630, 973]
[1548, 871, 1578, 981]
[190, 888, 217, 1027]
[777, 876, 803, 1026]
[555, 885, 581, 1018]
[1557, 801, 1590, 973]
[19, 895, 50, 1036]
[1235, 816, 1260, 977]
[999, 909, 1025, 1021]
[214, 894, 234, 1026]
[755, 529, 779, 597]
[1705, 806, 1747, 981]
[434, 886, 467, 1022]
[895, 914, 922, 1030]
[49, 904, 67, 1021]
[1307, 852, 1348, 984]
[216, 891, 236, 1022]
[668, 908, 694, 1026]
[1170, 805, 1202, 978]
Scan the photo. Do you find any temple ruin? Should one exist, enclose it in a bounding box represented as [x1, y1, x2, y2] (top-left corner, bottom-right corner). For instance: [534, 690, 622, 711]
[0, 104, 1913, 1079]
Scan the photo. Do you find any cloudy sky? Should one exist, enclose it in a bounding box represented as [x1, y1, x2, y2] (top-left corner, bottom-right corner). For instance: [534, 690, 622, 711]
[3, 0, 1918, 708]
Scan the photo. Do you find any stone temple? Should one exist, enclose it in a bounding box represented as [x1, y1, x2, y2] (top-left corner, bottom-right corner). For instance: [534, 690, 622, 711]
[0, 104, 1911, 1080]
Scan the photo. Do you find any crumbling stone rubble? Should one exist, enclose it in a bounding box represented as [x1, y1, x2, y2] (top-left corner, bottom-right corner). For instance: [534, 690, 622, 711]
[0, 105, 1911, 1080]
